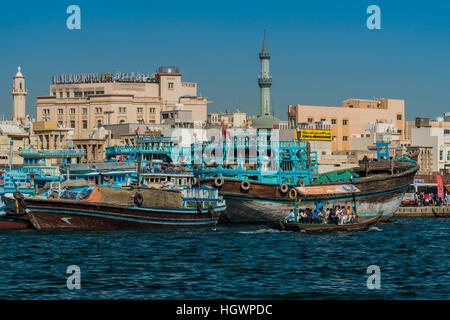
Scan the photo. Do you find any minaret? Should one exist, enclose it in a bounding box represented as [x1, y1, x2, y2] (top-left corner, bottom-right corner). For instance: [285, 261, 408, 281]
[258, 31, 272, 116]
[11, 66, 27, 122]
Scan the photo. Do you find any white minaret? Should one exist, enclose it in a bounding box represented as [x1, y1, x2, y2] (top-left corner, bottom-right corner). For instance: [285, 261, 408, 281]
[11, 65, 27, 122]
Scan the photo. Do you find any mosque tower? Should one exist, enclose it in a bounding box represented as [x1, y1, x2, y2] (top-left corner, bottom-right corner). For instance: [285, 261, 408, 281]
[11, 65, 27, 122]
[258, 30, 272, 116]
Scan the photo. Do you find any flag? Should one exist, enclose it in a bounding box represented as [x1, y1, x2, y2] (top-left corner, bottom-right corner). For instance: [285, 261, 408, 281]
[136, 126, 140, 137]
[437, 174, 444, 199]
[350, 171, 354, 183]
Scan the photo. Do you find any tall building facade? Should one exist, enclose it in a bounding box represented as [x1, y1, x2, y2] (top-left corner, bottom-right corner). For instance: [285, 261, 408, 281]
[258, 31, 272, 116]
[36, 67, 209, 138]
[288, 98, 405, 152]
[11, 66, 27, 122]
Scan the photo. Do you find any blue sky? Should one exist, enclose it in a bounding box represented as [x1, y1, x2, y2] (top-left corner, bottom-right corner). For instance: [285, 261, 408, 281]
[0, 0, 449, 121]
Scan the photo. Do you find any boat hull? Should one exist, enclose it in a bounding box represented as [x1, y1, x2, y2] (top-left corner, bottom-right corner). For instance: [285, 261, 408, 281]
[277, 214, 382, 232]
[25, 198, 224, 230]
[0, 215, 31, 230]
[205, 164, 418, 224]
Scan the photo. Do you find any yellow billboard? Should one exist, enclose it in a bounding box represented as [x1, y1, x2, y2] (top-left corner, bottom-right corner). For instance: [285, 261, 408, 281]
[298, 129, 333, 141]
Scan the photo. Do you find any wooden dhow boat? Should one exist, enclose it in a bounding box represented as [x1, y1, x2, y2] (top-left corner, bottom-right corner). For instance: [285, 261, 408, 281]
[201, 158, 419, 224]
[17, 185, 226, 230]
[276, 213, 382, 232]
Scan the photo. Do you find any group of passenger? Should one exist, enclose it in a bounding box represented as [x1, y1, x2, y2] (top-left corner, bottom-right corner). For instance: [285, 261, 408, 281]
[285, 201, 358, 225]
[414, 191, 450, 207]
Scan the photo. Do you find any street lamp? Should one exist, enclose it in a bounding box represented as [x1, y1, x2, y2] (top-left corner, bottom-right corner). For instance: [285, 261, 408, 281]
[104, 111, 114, 147]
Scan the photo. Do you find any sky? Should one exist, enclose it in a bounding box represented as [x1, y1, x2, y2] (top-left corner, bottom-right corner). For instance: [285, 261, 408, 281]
[0, 0, 449, 121]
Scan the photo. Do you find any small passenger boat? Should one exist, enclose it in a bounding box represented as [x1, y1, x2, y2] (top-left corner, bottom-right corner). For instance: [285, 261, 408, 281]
[276, 213, 382, 232]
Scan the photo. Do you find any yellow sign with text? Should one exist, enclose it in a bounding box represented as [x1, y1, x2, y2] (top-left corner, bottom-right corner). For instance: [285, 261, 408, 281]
[298, 129, 333, 141]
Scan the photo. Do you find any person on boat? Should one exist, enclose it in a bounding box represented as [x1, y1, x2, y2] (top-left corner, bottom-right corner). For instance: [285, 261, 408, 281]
[339, 207, 348, 225]
[329, 208, 337, 224]
[311, 209, 320, 224]
[285, 209, 296, 222]
[315, 201, 324, 215]
[324, 208, 331, 224]
[317, 210, 324, 223]
[305, 208, 313, 223]
[299, 209, 308, 223]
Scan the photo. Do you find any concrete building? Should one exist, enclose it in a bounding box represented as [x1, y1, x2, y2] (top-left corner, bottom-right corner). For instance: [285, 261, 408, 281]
[11, 66, 27, 122]
[208, 110, 247, 128]
[161, 104, 195, 129]
[288, 98, 405, 152]
[410, 117, 450, 174]
[0, 121, 35, 166]
[36, 67, 209, 138]
[33, 121, 72, 150]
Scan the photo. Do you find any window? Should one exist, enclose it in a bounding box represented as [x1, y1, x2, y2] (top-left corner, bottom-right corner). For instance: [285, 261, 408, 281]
[348, 105, 353, 108]
[119, 107, 126, 113]
[307, 118, 313, 123]
[331, 119, 336, 125]
[320, 118, 326, 122]
[58, 108, 63, 114]
[82, 108, 88, 114]
[53, 92, 56, 96]
[74, 91, 82, 98]
[447, 151, 450, 161]
[343, 136, 348, 141]
[137, 107, 143, 113]
[445, 130, 450, 135]
[149, 107, 156, 114]
[97, 120, 102, 128]
[343, 119, 348, 125]
[58, 121, 63, 127]
[59, 92, 63, 98]
[66, 92, 70, 98]
[397, 114, 402, 120]
[84, 91, 94, 97]
[95, 91, 104, 95]
[168, 82, 174, 89]
[96, 107, 102, 114]
[440, 150, 443, 161]
[82, 120, 87, 129]
[149, 120, 156, 124]
[398, 129, 402, 135]
[119, 119, 125, 124]
[70, 121, 75, 128]
[70, 108, 76, 114]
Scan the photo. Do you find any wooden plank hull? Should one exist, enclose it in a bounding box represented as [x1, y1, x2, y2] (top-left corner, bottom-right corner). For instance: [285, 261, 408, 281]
[204, 164, 418, 224]
[0, 215, 31, 230]
[277, 214, 382, 232]
[25, 199, 224, 230]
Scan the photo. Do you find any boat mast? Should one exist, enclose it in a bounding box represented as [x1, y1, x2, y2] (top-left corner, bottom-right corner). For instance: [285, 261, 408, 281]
[9, 140, 13, 171]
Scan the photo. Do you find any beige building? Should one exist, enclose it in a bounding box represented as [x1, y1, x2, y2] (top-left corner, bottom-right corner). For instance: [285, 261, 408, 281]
[36, 67, 209, 138]
[33, 121, 72, 150]
[409, 117, 450, 174]
[208, 111, 247, 128]
[288, 98, 405, 152]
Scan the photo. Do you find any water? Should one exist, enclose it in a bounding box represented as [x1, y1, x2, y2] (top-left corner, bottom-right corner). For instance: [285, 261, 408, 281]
[0, 218, 448, 299]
